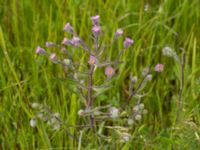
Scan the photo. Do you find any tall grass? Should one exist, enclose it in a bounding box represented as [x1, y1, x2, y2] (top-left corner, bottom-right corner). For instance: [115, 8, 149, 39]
[0, 0, 199, 149]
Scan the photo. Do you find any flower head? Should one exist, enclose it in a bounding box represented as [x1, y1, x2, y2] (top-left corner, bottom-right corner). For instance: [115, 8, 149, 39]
[146, 74, 152, 81]
[88, 55, 97, 65]
[91, 15, 100, 25]
[63, 59, 71, 66]
[105, 67, 115, 77]
[128, 119, 134, 125]
[131, 76, 138, 83]
[50, 53, 58, 62]
[144, 3, 150, 11]
[31, 103, 40, 109]
[162, 46, 174, 56]
[109, 107, 119, 119]
[71, 36, 81, 47]
[36, 46, 46, 55]
[115, 28, 123, 38]
[154, 63, 164, 72]
[62, 37, 71, 45]
[135, 114, 142, 121]
[142, 67, 150, 76]
[162, 46, 179, 61]
[92, 26, 101, 36]
[60, 47, 68, 54]
[123, 37, 134, 48]
[30, 118, 37, 128]
[45, 41, 54, 48]
[122, 134, 131, 142]
[132, 105, 139, 113]
[139, 103, 144, 109]
[63, 23, 73, 32]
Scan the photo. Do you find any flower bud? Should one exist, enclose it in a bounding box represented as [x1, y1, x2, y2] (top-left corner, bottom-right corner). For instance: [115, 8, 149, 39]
[123, 37, 134, 48]
[78, 109, 84, 116]
[62, 37, 71, 45]
[142, 67, 150, 76]
[139, 103, 144, 110]
[131, 76, 138, 83]
[45, 41, 54, 48]
[115, 28, 123, 38]
[31, 103, 40, 109]
[122, 134, 130, 142]
[63, 23, 73, 32]
[36, 46, 46, 55]
[92, 26, 101, 36]
[60, 47, 68, 54]
[128, 119, 134, 125]
[132, 105, 139, 113]
[162, 46, 173, 57]
[146, 74, 152, 81]
[30, 118, 37, 128]
[71, 36, 81, 47]
[162, 46, 179, 61]
[135, 114, 142, 121]
[63, 59, 71, 66]
[109, 107, 119, 119]
[154, 64, 164, 72]
[91, 15, 100, 26]
[50, 53, 58, 63]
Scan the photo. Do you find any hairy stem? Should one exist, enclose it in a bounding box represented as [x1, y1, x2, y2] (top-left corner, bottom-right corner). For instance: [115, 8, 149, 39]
[176, 49, 185, 123]
[87, 66, 95, 107]
[128, 70, 151, 101]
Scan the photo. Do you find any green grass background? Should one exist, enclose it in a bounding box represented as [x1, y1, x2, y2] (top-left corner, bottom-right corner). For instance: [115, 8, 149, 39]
[0, 0, 200, 149]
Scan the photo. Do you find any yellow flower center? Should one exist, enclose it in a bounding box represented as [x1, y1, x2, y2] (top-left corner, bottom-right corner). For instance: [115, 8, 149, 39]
[108, 69, 113, 75]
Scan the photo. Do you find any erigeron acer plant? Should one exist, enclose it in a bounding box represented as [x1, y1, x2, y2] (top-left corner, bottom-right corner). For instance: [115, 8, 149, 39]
[162, 46, 185, 124]
[34, 15, 163, 142]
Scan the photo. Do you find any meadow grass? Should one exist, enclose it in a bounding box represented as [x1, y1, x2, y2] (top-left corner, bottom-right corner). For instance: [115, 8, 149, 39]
[0, 0, 200, 149]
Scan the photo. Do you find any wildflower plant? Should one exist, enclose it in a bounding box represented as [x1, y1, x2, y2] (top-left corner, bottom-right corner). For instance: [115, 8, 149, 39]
[34, 15, 162, 143]
[162, 46, 186, 124]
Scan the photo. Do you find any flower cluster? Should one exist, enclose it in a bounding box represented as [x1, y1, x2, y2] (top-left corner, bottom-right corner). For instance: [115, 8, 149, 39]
[128, 103, 148, 125]
[30, 103, 61, 130]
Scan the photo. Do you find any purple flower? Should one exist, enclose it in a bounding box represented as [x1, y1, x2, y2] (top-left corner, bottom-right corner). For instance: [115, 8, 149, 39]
[36, 46, 46, 55]
[115, 28, 123, 38]
[45, 41, 54, 48]
[91, 15, 100, 25]
[105, 67, 115, 77]
[50, 53, 58, 62]
[154, 64, 164, 72]
[71, 36, 81, 47]
[63, 23, 73, 32]
[92, 26, 101, 36]
[123, 37, 134, 48]
[60, 47, 68, 54]
[88, 55, 97, 65]
[62, 37, 71, 45]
